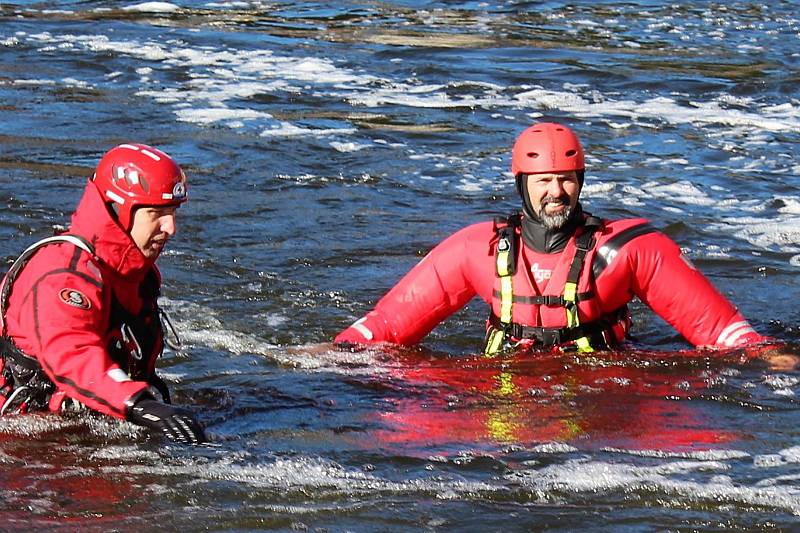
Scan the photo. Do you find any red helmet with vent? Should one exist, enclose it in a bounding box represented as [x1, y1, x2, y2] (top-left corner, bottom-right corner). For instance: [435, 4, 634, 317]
[91, 143, 187, 230]
[511, 123, 585, 177]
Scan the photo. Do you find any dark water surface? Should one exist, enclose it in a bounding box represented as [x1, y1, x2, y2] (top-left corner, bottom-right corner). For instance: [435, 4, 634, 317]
[1, 1, 800, 530]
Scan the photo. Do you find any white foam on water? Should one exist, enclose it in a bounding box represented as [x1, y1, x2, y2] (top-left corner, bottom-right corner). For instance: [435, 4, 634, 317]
[757, 374, 798, 396]
[456, 176, 495, 193]
[636, 180, 719, 207]
[22, 31, 371, 135]
[711, 216, 800, 255]
[160, 297, 389, 374]
[688, 243, 731, 259]
[143, 81, 290, 106]
[330, 141, 372, 153]
[348, 84, 504, 109]
[61, 77, 91, 88]
[515, 89, 800, 132]
[754, 446, 800, 468]
[205, 1, 252, 6]
[10, 78, 57, 86]
[774, 197, 800, 215]
[21, 30, 800, 136]
[754, 454, 785, 468]
[530, 442, 578, 454]
[84, 414, 147, 439]
[121, 2, 181, 12]
[14, 27, 800, 227]
[253, 312, 289, 328]
[0, 413, 77, 436]
[764, 375, 800, 389]
[16, 27, 800, 190]
[260, 122, 356, 138]
[99, 454, 499, 499]
[175, 107, 273, 125]
[585, 176, 800, 260]
[603, 447, 751, 461]
[90, 445, 163, 463]
[0, 409, 141, 440]
[553, 166, 796, 260]
[513, 457, 800, 515]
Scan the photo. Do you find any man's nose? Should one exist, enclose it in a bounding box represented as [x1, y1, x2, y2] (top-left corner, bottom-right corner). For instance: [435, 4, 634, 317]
[161, 214, 177, 236]
[547, 179, 565, 196]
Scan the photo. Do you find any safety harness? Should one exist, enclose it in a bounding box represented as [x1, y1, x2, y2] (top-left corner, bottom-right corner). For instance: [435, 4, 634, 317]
[483, 213, 623, 356]
[0, 235, 176, 414]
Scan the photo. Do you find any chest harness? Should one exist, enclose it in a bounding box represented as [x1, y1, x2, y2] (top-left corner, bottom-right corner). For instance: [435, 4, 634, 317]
[0, 235, 177, 414]
[483, 213, 627, 356]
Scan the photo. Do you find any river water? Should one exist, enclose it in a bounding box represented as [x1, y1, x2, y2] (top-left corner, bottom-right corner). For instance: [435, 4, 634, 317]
[1, 1, 800, 530]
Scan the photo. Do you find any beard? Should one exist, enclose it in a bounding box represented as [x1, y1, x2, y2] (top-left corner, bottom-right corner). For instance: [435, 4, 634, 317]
[535, 196, 574, 229]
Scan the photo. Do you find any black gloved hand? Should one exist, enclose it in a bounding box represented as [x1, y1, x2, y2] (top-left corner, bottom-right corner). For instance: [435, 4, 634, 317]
[128, 397, 207, 445]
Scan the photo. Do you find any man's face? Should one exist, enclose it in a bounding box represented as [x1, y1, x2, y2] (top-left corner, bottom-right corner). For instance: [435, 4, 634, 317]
[525, 171, 580, 229]
[129, 205, 178, 260]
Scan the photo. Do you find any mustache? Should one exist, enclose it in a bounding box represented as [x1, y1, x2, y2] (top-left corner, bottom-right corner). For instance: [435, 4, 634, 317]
[540, 195, 570, 206]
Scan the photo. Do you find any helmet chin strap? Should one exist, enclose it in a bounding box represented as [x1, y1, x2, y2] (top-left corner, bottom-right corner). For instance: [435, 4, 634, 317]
[107, 201, 134, 232]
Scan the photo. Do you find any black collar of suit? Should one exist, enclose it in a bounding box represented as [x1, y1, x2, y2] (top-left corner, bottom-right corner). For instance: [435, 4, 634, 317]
[520, 202, 584, 254]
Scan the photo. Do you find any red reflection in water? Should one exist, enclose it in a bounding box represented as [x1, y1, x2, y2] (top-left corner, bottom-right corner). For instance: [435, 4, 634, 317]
[364, 350, 741, 454]
[0, 425, 147, 526]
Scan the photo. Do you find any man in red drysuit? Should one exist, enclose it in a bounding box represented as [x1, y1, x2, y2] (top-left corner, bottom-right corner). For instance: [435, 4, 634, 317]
[0, 143, 206, 444]
[336, 122, 784, 361]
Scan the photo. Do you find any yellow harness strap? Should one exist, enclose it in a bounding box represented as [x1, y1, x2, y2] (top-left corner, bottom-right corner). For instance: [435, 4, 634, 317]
[484, 214, 601, 355]
[562, 280, 594, 353]
[485, 232, 514, 356]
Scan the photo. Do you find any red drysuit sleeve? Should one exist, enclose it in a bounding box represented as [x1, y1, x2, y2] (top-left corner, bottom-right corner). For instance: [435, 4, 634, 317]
[336, 224, 492, 345]
[597, 229, 766, 349]
[21, 257, 148, 418]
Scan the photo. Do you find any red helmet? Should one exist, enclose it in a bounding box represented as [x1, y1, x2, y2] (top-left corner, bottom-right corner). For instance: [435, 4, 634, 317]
[92, 143, 187, 229]
[511, 122, 585, 177]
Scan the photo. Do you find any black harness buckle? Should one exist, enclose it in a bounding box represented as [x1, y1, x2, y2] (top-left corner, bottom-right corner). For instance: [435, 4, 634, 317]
[539, 329, 563, 345]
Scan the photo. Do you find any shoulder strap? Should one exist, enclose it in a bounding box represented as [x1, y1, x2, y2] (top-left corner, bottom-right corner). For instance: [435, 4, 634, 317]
[0, 234, 97, 336]
[484, 213, 521, 355]
[492, 213, 521, 277]
[562, 216, 602, 353]
[565, 215, 602, 287]
[591, 222, 658, 279]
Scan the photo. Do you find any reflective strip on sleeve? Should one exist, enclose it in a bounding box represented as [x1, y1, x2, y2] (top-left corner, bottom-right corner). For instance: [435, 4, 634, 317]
[107, 368, 132, 383]
[715, 320, 757, 347]
[352, 317, 374, 341]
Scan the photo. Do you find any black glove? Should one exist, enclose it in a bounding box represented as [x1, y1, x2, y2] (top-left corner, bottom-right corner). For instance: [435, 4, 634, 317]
[128, 397, 207, 445]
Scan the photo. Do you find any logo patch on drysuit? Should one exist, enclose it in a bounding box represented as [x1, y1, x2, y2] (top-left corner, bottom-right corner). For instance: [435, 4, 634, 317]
[530, 262, 552, 284]
[59, 288, 91, 310]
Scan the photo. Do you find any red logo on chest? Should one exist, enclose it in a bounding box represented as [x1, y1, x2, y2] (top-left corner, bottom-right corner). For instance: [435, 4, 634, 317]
[59, 288, 91, 310]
